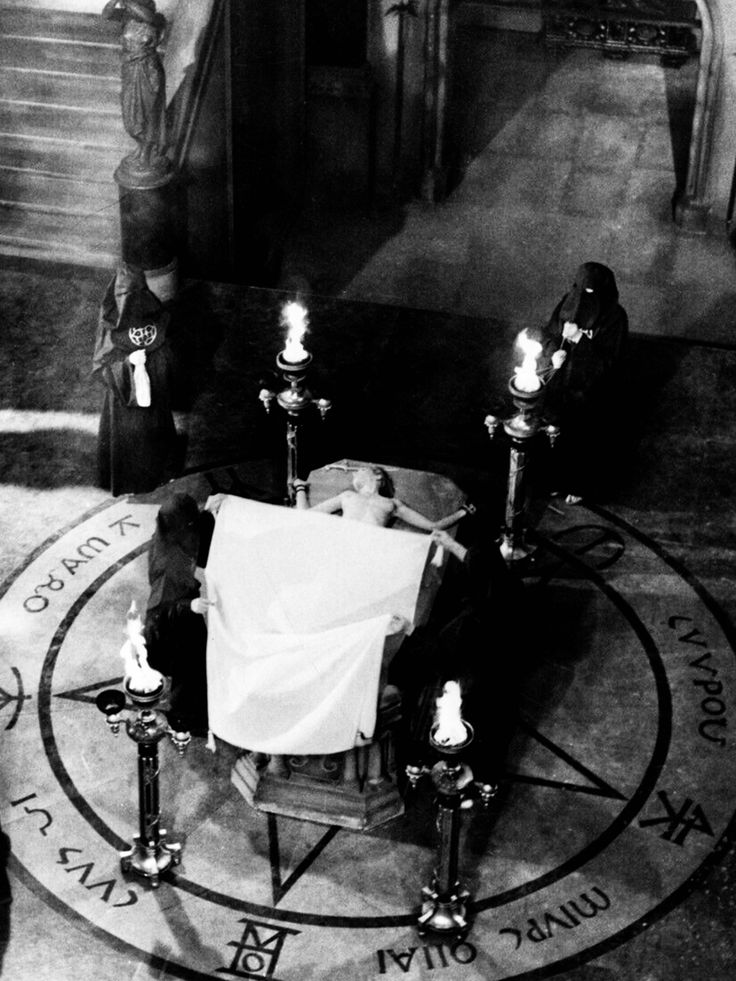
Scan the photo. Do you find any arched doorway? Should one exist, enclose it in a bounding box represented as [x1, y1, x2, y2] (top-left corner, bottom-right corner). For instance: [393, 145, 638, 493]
[676, 0, 723, 229]
[434, 0, 722, 232]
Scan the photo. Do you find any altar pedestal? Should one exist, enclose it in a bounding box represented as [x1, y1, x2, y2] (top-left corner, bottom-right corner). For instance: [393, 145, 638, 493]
[233, 684, 403, 830]
[229, 460, 464, 830]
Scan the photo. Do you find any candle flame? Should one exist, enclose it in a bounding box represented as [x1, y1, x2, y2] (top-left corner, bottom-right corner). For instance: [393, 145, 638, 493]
[434, 681, 467, 747]
[281, 301, 309, 363]
[120, 600, 162, 693]
[513, 329, 542, 393]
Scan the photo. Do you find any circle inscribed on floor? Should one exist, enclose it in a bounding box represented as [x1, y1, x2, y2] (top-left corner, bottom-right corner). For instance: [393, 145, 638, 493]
[1, 473, 735, 980]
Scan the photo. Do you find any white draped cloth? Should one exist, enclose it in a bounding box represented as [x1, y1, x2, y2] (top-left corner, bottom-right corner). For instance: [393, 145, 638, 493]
[205, 496, 432, 754]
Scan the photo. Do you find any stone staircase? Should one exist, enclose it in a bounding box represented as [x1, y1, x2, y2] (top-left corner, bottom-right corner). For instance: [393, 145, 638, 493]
[0, 5, 127, 267]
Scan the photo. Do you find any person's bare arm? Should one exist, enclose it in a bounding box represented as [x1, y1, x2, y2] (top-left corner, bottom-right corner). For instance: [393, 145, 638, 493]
[396, 500, 474, 531]
[310, 492, 345, 514]
[433, 503, 475, 531]
[393, 500, 438, 530]
[432, 529, 468, 562]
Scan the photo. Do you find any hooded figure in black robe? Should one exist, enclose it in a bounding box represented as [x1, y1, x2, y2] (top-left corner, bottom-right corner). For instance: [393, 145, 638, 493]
[93, 263, 179, 496]
[539, 262, 628, 501]
[144, 492, 214, 734]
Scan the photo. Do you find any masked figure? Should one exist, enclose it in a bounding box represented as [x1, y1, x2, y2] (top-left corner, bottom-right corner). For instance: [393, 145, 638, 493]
[93, 263, 179, 495]
[539, 262, 628, 502]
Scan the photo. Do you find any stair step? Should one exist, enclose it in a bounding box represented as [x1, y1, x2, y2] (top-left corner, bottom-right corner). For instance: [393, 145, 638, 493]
[0, 65, 119, 109]
[0, 166, 119, 211]
[0, 6, 121, 45]
[0, 33, 119, 76]
[0, 132, 122, 180]
[0, 237, 119, 269]
[0, 98, 127, 146]
[0, 6, 153, 267]
[0, 201, 120, 268]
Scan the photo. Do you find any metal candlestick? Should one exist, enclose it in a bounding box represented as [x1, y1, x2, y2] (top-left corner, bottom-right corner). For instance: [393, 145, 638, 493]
[95, 676, 190, 888]
[406, 722, 493, 938]
[485, 376, 559, 563]
[259, 350, 331, 505]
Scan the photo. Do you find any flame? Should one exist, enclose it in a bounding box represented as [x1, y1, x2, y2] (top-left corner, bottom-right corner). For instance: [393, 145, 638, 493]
[280, 301, 309, 363]
[513, 329, 542, 393]
[120, 600, 162, 693]
[434, 680, 467, 747]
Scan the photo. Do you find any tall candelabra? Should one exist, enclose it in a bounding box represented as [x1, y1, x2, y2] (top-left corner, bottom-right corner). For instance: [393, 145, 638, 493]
[484, 330, 560, 563]
[96, 674, 190, 888]
[406, 684, 496, 938]
[259, 302, 331, 505]
[485, 377, 559, 563]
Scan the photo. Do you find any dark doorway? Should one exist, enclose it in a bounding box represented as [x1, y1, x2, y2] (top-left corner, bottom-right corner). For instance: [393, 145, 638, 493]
[443, 17, 699, 222]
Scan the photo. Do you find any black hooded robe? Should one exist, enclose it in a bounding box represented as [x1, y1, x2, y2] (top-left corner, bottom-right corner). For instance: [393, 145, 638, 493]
[93, 268, 179, 496]
[144, 493, 214, 734]
[539, 262, 628, 498]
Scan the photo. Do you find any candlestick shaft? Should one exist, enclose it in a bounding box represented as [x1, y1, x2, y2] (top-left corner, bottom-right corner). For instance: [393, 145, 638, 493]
[500, 443, 532, 561]
[286, 419, 299, 505]
[118, 707, 183, 886]
[496, 379, 546, 563]
[435, 796, 462, 897]
[417, 755, 473, 938]
[138, 742, 161, 846]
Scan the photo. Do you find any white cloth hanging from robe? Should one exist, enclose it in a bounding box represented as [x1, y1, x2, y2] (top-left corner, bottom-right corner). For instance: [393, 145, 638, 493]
[205, 495, 432, 754]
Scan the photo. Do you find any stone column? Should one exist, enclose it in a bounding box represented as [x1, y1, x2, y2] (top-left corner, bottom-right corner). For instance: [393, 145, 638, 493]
[115, 165, 179, 303]
[103, 0, 179, 301]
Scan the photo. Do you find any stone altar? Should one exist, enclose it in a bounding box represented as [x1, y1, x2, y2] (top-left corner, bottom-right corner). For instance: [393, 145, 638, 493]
[231, 458, 464, 830]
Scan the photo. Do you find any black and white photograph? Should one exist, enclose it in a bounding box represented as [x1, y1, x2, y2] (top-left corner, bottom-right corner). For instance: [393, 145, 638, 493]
[1, 1, 735, 979]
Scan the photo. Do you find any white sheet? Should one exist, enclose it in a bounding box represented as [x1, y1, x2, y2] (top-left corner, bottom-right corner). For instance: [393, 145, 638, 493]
[205, 496, 432, 754]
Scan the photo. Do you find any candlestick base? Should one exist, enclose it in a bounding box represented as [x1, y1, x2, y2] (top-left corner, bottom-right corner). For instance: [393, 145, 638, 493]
[119, 830, 181, 888]
[499, 531, 536, 563]
[417, 880, 472, 938]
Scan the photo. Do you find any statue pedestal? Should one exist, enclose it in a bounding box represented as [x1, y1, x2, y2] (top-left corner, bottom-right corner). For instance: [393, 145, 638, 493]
[115, 160, 179, 302]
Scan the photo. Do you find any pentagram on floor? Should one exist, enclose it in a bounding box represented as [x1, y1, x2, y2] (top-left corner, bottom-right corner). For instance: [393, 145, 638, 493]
[1, 461, 735, 980]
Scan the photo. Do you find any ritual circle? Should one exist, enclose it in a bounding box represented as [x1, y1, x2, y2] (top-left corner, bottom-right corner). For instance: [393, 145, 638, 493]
[1, 466, 735, 981]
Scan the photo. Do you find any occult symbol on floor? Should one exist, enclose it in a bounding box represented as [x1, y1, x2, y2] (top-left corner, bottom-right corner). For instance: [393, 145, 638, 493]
[3, 488, 736, 981]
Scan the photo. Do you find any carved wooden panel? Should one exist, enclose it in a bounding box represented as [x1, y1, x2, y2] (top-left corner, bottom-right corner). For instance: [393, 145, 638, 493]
[542, 0, 699, 58]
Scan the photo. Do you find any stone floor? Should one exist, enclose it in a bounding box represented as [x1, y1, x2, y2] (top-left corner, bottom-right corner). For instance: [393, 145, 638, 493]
[2, 25, 736, 981]
[284, 35, 736, 348]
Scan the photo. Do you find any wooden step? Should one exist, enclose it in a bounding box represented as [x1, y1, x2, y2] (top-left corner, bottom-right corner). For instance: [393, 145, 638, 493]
[0, 6, 121, 45]
[0, 131, 123, 180]
[0, 97, 126, 145]
[0, 201, 120, 268]
[0, 65, 119, 109]
[0, 166, 119, 211]
[0, 33, 119, 76]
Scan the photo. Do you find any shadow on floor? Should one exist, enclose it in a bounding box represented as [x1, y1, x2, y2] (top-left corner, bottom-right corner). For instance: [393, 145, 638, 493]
[277, 204, 407, 298]
[0, 823, 10, 975]
[0, 430, 98, 489]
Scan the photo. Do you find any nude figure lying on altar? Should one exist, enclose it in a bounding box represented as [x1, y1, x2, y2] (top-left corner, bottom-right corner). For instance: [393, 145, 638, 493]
[292, 465, 474, 530]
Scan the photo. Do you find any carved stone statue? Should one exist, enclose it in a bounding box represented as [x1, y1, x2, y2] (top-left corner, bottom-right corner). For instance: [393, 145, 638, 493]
[103, 0, 169, 180]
